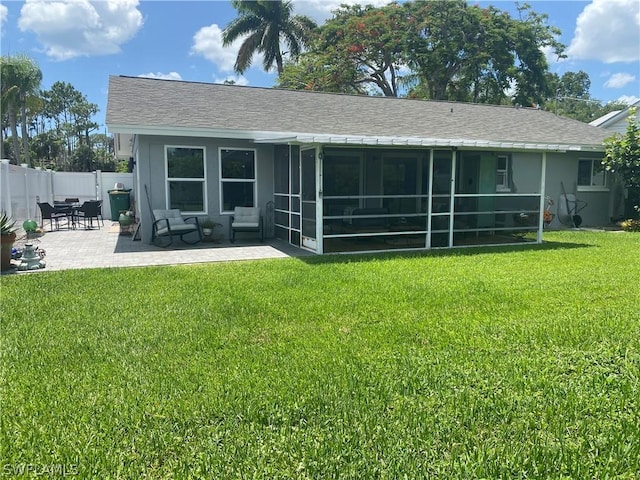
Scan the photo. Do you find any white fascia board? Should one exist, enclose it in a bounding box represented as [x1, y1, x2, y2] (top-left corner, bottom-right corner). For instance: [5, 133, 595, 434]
[107, 124, 296, 142]
[108, 124, 605, 152]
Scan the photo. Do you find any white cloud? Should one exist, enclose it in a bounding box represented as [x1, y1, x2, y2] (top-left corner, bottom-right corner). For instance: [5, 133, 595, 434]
[213, 75, 249, 86]
[1, 4, 8, 27]
[138, 72, 182, 81]
[617, 95, 640, 105]
[291, 0, 390, 24]
[190, 23, 244, 73]
[604, 73, 636, 88]
[18, 0, 143, 60]
[567, 0, 640, 63]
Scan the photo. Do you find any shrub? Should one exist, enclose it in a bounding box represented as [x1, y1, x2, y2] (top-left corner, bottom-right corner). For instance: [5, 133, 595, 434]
[620, 218, 640, 232]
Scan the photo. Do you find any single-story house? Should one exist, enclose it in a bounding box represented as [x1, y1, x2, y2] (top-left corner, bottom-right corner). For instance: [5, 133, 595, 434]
[106, 75, 615, 255]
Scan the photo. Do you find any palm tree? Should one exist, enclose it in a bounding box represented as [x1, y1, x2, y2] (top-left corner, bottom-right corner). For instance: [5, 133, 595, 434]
[1, 55, 42, 165]
[223, 0, 316, 75]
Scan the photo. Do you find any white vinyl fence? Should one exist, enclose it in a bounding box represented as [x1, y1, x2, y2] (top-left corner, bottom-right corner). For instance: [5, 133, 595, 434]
[0, 160, 134, 228]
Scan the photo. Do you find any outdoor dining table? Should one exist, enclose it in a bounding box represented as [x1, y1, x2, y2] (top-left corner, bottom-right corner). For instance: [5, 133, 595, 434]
[53, 203, 80, 228]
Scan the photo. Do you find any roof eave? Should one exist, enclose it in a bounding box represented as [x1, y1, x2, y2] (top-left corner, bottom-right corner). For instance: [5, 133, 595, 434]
[255, 134, 605, 152]
[107, 124, 605, 152]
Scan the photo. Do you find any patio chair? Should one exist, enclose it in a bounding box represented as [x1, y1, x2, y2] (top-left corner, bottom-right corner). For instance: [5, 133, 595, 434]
[75, 200, 104, 229]
[151, 209, 201, 247]
[229, 207, 263, 243]
[37, 202, 71, 231]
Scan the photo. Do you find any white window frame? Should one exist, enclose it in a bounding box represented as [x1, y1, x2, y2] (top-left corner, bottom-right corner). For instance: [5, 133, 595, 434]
[577, 158, 608, 191]
[496, 154, 510, 192]
[165, 145, 207, 214]
[219, 147, 258, 214]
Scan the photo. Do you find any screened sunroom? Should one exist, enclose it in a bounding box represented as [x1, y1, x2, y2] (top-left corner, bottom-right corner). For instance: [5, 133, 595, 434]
[273, 144, 546, 254]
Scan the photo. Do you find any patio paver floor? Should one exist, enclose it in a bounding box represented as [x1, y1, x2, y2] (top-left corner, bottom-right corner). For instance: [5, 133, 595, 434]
[4, 221, 311, 273]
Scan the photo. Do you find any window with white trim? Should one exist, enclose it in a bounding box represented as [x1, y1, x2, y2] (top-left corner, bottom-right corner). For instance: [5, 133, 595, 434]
[496, 154, 510, 191]
[166, 146, 206, 213]
[220, 148, 256, 213]
[577, 158, 607, 189]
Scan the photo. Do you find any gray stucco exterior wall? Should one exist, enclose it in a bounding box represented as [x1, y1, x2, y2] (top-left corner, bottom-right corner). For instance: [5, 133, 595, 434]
[544, 152, 614, 227]
[135, 135, 274, 243]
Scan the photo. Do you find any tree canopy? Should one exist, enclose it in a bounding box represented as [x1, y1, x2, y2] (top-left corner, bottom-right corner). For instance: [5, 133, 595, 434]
[274, 0, 628, 122]
[278, 1, 565, 106]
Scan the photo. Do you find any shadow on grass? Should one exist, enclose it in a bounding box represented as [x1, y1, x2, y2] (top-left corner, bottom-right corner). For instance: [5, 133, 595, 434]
[297, 240, 595, 266]
[110, 231, 593, 265]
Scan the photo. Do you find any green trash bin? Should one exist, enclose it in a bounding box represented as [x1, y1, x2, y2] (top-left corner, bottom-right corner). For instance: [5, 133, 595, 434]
[107, 189, 131, 221]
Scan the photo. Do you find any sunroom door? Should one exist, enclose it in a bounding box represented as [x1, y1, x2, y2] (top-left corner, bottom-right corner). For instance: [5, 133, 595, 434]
[301, 147, 318, 251]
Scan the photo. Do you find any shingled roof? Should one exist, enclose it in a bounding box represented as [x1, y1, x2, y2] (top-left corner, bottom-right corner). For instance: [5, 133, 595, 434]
[106, 75, 608, 152]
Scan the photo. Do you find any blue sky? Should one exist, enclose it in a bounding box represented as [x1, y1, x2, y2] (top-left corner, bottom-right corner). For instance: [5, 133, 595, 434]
[1, 0, 639, 132]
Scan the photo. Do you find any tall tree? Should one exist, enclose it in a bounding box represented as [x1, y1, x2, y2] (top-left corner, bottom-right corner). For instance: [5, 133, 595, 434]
[545, 71, 629, 122]
[316, 3, 407, 96]
[0, 55, 42, 165]
[278, 1, 564, 106]
[403, 1, 564, 104]
[222, 0, 316, 75]
[41, 81, 99, 167]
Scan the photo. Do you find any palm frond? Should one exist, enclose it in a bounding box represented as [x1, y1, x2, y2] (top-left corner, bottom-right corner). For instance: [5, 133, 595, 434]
[235, 31, 263, 73]
[222, 14, 263, 45]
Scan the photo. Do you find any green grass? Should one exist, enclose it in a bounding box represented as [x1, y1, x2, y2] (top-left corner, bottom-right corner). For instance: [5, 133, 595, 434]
[1, 231, 639, 479]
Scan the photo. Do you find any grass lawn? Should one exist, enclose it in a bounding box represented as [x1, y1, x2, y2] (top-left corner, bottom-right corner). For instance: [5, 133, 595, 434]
[1, 231, 639, 478]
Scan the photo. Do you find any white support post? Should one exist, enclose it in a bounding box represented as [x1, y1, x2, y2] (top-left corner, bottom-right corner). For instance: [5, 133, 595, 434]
[315, 146, 324, 255]
[427, 149, 434, 249]
[448, 151, 457, 248]
[537, 152, 547, 243]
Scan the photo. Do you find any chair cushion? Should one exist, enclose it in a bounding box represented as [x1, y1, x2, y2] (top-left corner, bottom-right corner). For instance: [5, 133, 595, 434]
[154, 209, 189, 226]
[156, 223, 197, 236]
[154, 209, 198, 236]
[154, 209, 182, 221]
[232, 207, 260, 226]
[232, 222, 259, 229]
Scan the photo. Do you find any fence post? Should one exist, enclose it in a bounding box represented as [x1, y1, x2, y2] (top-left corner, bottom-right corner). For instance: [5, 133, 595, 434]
[0, 160, 11, 217]
[96, 170, 103, 201]
[48, 169, 55, 204]
[21, 164, 31, 220]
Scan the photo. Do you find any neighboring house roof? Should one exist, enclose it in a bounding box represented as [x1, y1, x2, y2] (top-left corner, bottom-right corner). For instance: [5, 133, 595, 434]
[588, 99, 640, 129]
[589, 110, 622, 127]
[106, 75, 609, 152]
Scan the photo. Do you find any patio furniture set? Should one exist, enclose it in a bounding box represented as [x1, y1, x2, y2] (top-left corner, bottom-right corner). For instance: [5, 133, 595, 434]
[37, 199, 105, 231]
[149, 206, 263, 247]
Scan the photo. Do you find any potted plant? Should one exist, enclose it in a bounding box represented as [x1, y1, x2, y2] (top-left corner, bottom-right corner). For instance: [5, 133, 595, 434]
[200, 218, 219, 236]
[1, 211, 18, 271]
[118, 210, 134, 226]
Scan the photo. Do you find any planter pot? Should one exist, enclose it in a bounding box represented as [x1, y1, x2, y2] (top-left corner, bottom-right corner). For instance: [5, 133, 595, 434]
[1, 232, 17, 271]
[119, 213, 133, 226]
[203, 228, 213, 236]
